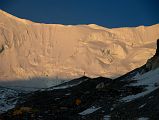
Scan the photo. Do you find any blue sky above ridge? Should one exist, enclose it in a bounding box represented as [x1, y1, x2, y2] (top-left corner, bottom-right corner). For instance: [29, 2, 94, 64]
[0, 0, 159, 28]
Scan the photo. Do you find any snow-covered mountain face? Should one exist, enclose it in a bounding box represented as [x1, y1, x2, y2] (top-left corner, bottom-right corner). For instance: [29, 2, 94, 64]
[0, 43, 159, 119]
[0, 10, 159, 85]
[0, 87, 21, 114]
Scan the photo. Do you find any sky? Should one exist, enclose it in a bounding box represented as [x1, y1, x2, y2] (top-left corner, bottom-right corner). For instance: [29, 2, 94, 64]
[0, 0, 159, 28]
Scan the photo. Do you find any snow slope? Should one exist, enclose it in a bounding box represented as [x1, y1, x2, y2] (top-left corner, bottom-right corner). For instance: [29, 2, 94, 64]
[79, 106, 101, 115]
[0, 10, 159, 85]
[121, 68, 159, 102]
[0, 87, 20, 113]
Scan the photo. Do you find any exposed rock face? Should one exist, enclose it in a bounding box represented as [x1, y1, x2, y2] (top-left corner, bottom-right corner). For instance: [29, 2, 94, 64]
[145, 39, 159, 71]
[155, 39, 159, 56]
[0, 10, 159, 81]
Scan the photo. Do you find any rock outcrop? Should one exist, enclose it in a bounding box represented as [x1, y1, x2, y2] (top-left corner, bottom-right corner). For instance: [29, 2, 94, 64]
[145, 39, 159, 71]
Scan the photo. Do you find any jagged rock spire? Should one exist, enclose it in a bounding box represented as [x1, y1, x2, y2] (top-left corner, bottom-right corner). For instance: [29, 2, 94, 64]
[155, 39, 159, 56]
[145, 39, 159, 72]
